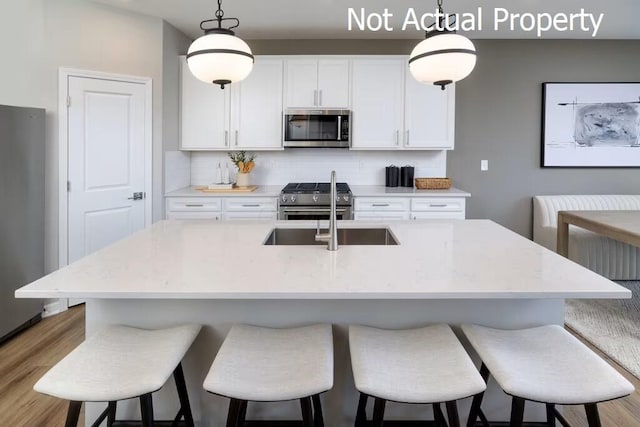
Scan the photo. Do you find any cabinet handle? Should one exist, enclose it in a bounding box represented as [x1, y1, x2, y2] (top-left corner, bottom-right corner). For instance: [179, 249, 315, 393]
[319, 89, 323, 106]
[429, 204, 448, 208]
[235, 130, 239, 146]
[313, 90, 318, 106]
[395, 130, 399, 146]
[224, 130, 229, 146]
[406, 130, 410, 146]
[241, 204, 260, 207]
[185, 204, 204, 207]
[372, 203, 390, 207]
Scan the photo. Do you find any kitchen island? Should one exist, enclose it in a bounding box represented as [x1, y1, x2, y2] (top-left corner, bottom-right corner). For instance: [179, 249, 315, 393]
[16, 219, 630, 426]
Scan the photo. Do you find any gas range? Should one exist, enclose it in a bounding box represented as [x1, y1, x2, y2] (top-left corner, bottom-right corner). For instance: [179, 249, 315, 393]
[279, 182, 352, 206]
[278, 182, 353, 220]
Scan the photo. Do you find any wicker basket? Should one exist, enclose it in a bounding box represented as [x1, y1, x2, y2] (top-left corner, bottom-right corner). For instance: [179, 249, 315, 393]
[415, 178, 451, 190]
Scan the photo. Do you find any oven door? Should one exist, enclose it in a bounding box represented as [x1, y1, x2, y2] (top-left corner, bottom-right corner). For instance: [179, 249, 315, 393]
[279, 206, 352, 221]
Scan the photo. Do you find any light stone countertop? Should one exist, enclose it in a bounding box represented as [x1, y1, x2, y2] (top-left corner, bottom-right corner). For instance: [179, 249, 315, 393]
[165, 185, 283, 197]
[16, 220, 629, 300]
[165, 185, 469, 198]
[350, 186, 470, 197]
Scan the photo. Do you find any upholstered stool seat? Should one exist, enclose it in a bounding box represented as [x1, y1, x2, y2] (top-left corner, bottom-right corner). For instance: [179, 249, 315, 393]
[462, 324, 635, 426]
[349, 324, 487, 427]
[35, 324, 201, 427]
[204, 323, 333, 426]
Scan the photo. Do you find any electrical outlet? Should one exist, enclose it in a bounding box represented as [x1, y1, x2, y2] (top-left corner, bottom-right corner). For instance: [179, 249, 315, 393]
[481, 160, 489, 171]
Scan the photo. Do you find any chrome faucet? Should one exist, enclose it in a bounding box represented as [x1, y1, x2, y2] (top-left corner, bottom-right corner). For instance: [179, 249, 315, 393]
[315, 170, 338, 251]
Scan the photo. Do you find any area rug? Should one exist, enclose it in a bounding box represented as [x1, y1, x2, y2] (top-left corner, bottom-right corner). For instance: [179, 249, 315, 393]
[565, 281, 640, 379]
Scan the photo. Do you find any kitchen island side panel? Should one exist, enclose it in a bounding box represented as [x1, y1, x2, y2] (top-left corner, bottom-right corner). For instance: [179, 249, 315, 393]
[85, 298, 563, 426]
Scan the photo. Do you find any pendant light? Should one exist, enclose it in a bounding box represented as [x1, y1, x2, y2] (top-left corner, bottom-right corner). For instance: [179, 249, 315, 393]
[409, 0, 476, 90]
[187, 0, 254, 89]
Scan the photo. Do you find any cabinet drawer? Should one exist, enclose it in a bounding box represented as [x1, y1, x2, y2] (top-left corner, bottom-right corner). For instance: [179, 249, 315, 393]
[355, 211, 410, 221]
[411, 198, 465, 212]
[167, 197, 222, 212]
[354, 197, 410, 211]
[166, 211, 221, 220]
[223, 197, 277, 211]
[223, 211, 278, 221]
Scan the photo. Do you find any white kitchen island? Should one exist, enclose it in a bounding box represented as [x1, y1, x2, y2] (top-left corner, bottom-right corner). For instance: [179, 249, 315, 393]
[16, 219, 630, 426]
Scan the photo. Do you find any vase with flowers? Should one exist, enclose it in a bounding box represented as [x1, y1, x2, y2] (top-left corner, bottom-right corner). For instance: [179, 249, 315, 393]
[228, 151, 256, 187]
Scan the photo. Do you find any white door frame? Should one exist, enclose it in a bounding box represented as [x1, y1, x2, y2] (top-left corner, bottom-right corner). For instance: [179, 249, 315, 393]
[58, 68, 153, 268]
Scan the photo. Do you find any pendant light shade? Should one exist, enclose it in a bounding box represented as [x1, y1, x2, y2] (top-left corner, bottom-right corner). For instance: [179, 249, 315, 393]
[409, 0, 476, 90]
[187, 0, 254, 89]
[409, 33, 476, 90]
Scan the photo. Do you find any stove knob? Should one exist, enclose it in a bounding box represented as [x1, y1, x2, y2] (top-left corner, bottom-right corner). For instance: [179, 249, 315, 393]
[281, 194, 287, 203]
[290, 195, 297, 203]
[342, 195, 349, 202]
[312, 195, 318, 202]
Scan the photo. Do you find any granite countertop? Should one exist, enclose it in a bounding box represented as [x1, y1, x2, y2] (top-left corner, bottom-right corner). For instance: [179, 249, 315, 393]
[16, 219, 629, 300]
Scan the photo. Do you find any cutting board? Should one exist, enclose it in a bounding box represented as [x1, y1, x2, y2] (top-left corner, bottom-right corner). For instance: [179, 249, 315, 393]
[195, 185, 258, 193]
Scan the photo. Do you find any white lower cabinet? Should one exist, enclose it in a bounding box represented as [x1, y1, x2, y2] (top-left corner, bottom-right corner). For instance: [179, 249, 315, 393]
[354, 196, 466, 221]
[166, 196, 277, 221]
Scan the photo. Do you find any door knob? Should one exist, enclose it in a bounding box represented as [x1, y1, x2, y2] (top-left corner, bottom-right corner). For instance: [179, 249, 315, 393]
[128, 192, 144, 201]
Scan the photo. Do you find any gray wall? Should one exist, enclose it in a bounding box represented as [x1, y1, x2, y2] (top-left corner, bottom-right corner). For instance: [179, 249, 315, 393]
[250, 39, 640, 238]
[449, 40, 640, 238]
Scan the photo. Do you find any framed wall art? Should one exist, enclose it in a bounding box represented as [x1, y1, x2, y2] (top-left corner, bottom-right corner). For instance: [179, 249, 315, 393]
[541, 82, 640, 167]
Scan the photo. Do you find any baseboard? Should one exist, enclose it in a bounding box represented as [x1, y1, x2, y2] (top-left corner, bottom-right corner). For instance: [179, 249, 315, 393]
[42, 298, 68, 318]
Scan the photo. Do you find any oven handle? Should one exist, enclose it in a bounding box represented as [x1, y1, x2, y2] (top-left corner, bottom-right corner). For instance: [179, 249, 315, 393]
[281, 207, 349, 213]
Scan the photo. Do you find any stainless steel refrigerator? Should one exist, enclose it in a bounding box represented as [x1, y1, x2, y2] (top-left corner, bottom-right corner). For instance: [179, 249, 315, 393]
[0, 104, 45, 343]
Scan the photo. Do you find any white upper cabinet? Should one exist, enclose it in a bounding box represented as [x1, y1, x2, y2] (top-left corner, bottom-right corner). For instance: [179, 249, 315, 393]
[285, 59, 350, 108]
[180, 56, 283, 151]
[350, 58, 405, 149]
[180, 56, 230, 150]
[404, 70, 455, 149]
[230, 58, 284, 150]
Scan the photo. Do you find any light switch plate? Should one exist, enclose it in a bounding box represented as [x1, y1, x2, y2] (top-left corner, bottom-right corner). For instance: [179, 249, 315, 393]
[481, 160, 488, 171]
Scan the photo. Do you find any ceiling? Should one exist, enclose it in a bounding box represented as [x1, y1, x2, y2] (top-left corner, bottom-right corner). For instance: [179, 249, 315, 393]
[93, 0, 640, 40]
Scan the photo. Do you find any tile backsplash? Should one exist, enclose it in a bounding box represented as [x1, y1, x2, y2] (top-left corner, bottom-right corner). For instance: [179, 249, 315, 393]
[190, 149, 447, 186]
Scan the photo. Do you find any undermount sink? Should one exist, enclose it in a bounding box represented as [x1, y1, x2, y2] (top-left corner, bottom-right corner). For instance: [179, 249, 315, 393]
[263, 227, 399, 246]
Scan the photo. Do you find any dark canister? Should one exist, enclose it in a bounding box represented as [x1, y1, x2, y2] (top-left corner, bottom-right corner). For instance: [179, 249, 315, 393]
[385, 165, 400, 187]
[401, 166, 415, 187]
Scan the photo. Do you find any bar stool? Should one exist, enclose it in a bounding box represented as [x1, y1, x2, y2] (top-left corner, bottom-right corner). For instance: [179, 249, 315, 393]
[349, 324, 487, 427]
[34, 324, 201, 427]
[461, 324, 635, 427]
[203, 323, 333, 426]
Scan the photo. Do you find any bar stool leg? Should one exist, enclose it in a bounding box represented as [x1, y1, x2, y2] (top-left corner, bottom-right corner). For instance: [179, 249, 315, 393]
[467, 363, 490, 427]
[355, 393, 368, 427]
[433, 402, 448, 427]
[300, 396, 313, 427]
[509, 397, 526, 427]
[139, 393, 154, 427]
[446, 400, 461, 427]
[173, 363, 195, 427]
[65, 401, 82, 427]
[226, 399, 243, 427]
[546, 403, 555, 426]
[372, 398, 386, 427]
[107, 401, 117, 426]
[237, 400, 248, 426]
[584, 404, 602, 427]
[312, 394, 324, 427]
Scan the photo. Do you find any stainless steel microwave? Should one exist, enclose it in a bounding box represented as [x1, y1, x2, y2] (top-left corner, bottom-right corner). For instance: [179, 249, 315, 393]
[283, 109, 350, 148]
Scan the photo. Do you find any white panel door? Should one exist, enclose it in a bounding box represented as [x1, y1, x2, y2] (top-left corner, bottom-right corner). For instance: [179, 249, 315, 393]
[405, 70, 455, 149]
[284, 59, 319, 108]
[317, 59, 350, 108]
[350, 59, 405, 149]
[68, 76, 147, 264]
[231, 58, 284, 149]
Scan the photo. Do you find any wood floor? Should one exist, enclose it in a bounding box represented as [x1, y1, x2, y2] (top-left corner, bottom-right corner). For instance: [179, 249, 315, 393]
[0, 306, 638, 426]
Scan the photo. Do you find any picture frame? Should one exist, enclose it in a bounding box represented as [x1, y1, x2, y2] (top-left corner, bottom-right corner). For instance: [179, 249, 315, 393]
[541, 82, 640, 168]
